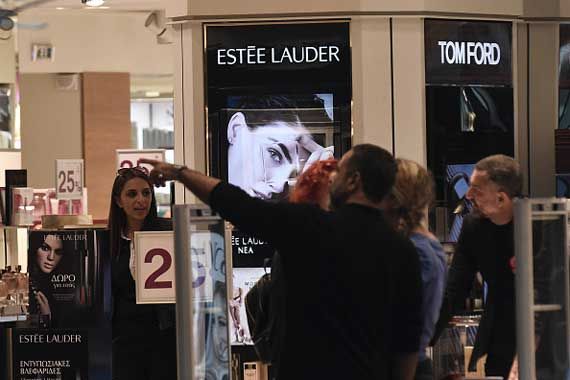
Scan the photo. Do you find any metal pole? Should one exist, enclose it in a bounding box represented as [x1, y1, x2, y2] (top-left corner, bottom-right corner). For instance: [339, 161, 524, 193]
[173, 205, 194, 380]
[514, 198, 536, 380]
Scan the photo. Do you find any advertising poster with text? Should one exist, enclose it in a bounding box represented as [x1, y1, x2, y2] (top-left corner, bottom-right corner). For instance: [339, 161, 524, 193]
[12, 329, 88, 380]
[28, 230, 108, 329]
[206, 21, 351, 268]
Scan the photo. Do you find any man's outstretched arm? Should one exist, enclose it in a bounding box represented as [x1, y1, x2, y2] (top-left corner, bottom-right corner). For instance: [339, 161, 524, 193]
[139, 159, 324, 249]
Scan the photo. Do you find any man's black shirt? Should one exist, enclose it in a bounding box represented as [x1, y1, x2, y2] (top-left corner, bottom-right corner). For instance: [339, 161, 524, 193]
[210, 182, 422, 380]
[433, 213, 516, 377]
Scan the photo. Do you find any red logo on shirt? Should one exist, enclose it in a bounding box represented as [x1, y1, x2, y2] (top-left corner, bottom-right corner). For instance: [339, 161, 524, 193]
[509, 256, 516, 274]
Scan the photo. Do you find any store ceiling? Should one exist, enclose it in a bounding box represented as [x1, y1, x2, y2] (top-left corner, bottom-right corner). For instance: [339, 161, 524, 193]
[1, 0, 162, 12]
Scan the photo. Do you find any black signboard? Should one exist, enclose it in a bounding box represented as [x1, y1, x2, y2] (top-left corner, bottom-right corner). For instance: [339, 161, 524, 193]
[231, 229, 274, 267]
[206, 21, 351, 88]
[425, 19, 512, 86]
[5, 169, 27, 226]
[12, 329, 88, 380]
[206, 21, 352, 190]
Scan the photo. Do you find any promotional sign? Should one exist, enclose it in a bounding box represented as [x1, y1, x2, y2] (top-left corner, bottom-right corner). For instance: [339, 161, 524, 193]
[425, 19, 512, 85]
[134, 231, 218, 304]
[116, 149, 165, 176]
[55, 159, 84, 200]
[134, 231, 176, 304]
[206, 21, 351, 88]
[28, 230, 108, 329]
[12, 329, 88, 380]
[206, 22, 352, 196]
[231, 229, 274, 267]
[230, 267, 268, 345]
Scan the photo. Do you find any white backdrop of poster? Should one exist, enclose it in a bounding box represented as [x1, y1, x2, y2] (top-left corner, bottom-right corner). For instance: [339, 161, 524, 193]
[230, 267, 268, 345]
[116, 149, 165, 176]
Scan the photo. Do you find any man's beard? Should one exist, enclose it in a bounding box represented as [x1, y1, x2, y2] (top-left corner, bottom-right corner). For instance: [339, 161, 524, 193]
[329, 188, 349, 210]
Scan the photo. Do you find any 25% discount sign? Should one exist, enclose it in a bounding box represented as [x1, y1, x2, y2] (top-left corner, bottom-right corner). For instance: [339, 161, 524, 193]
[55, 159, 84, 200]
[134, 231, 217, 304]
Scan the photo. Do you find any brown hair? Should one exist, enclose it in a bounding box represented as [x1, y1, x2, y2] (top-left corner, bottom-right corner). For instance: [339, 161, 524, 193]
[385, 159, 435, 236]
[475, 154, 522, 198]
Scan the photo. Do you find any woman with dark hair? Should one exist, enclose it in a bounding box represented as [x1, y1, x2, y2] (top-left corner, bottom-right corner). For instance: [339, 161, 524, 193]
[108, 167, 176, 380]
[384, 159, 447, 380]
[28, 232, 65, 327]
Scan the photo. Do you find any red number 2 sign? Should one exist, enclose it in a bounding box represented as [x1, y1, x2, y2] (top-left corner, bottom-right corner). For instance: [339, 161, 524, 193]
[144, 248, 173, 289]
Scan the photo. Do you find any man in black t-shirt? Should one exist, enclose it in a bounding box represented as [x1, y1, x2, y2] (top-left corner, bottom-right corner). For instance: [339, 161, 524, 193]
[432, 154, 522, 380]
[142, 144, 422, 380]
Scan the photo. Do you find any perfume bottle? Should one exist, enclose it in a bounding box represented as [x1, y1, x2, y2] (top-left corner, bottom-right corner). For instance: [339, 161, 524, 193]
[2, 266, 17, 305]
[15, 265, 29, 306]
[0, 274, 8, 308]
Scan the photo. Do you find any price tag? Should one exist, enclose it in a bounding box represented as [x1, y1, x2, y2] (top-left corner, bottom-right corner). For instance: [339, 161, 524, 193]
[55, 159, 84, 200]
[116, 149, 166, 176]
[134, 231, 220, 304]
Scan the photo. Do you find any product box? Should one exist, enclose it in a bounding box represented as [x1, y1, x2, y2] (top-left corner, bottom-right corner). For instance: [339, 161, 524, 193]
[11, 187, 34, 226]
[243, 361, 268, 380]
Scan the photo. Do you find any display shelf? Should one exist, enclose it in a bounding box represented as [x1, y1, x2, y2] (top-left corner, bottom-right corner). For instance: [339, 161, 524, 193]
[0, 314, 27, 323]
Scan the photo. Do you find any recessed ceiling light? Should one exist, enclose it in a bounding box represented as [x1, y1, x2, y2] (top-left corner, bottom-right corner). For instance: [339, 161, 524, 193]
[83, 0, 105, 7]
[55, 7, 65, 10]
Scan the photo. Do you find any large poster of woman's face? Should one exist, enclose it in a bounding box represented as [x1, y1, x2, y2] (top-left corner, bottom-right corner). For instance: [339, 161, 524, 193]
[225, 94, 336, 200]
[28, 230, 96, 328]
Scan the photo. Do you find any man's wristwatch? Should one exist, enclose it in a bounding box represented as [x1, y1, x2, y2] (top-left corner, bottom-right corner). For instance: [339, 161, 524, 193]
[172, 164, 188, 181]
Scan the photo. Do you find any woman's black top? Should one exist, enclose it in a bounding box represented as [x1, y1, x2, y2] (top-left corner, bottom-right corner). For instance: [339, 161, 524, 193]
[111, 218, 175, 337]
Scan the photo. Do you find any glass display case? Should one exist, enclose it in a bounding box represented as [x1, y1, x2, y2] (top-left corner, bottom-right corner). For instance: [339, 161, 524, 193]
[173, 205, 231, 380]
[514, 198, 570, 380]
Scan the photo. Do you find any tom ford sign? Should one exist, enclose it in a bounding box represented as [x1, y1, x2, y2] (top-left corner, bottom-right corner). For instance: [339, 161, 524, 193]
[426, 20, 512, 85]
[437, 41, 501, 65]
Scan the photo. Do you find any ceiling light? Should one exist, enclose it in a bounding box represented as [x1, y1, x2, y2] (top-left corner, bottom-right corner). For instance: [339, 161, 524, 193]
[145, 91, 160, 97]
[56, 7, 65, 10]
[82, 0, 105, 7]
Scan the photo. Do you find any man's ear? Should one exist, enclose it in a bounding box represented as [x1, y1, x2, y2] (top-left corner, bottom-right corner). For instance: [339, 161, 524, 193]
[227, 112, 247, 145]
[346, 171, 361, 192]
[497, 191, 509, 205]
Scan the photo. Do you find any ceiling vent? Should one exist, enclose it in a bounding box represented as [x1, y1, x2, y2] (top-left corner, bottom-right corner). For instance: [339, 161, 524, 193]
[55, 74, 79, 91]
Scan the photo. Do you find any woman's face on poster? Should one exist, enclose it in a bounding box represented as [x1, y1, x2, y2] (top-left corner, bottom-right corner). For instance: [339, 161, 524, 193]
[36, 234, 64, 274]
[228, 117, 309, 199]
